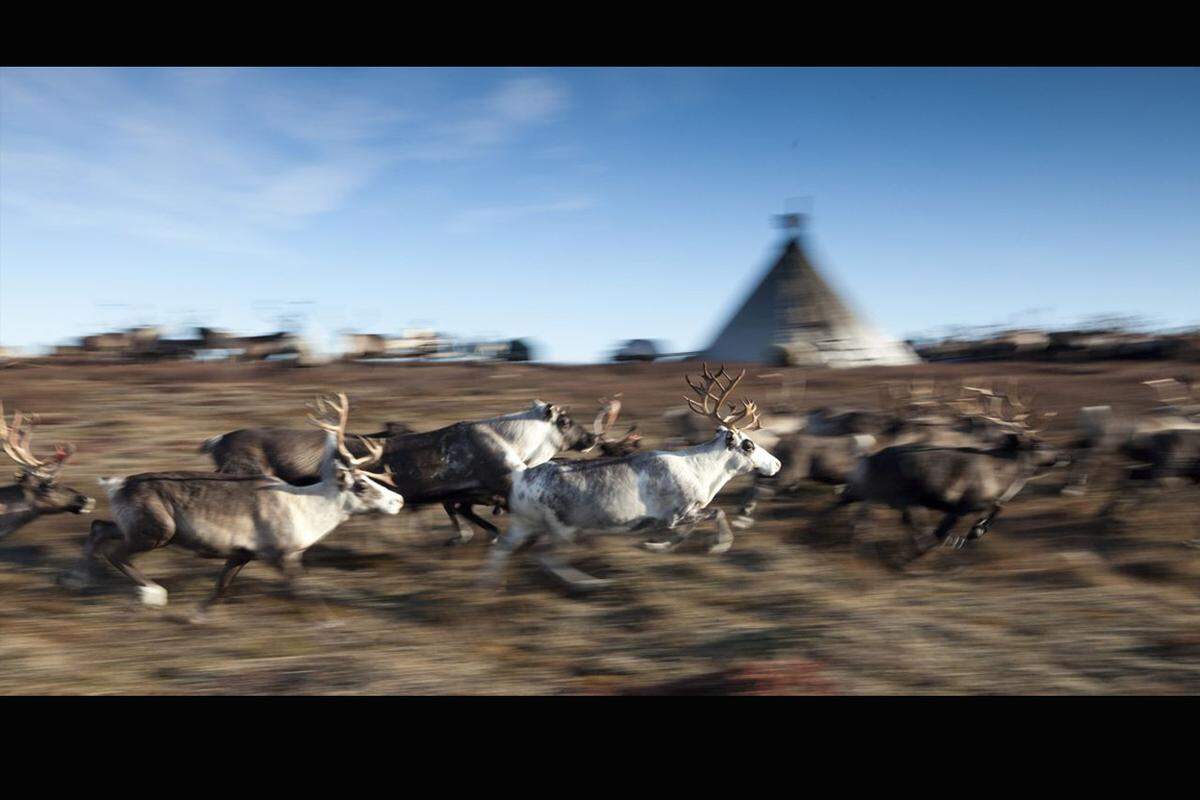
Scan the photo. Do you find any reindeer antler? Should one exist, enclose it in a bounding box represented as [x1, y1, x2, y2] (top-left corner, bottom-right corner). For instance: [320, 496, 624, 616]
[683, 364, 763, 432]
[591, 394, 642, 454]
[961, 381, 1053, 434]
[594, 394, 624, 437]
[0, 402, 72, 479]
[306, 393, 391, 482]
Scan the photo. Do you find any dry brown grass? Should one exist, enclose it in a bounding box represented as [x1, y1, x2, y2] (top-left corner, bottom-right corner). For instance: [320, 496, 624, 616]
[1, 358, 1198, 694]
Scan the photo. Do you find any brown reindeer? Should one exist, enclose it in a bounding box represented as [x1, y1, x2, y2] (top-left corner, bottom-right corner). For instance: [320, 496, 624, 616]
[66, 394, 402, 621]
[825, 384, 1061, 559]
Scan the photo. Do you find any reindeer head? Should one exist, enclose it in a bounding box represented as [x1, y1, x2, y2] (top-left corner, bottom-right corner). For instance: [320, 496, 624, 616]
[1, 403, 93, 515]
[306, 393, 404, 515]
[531, 400, 597, 453]
[684, 364, 781, 476]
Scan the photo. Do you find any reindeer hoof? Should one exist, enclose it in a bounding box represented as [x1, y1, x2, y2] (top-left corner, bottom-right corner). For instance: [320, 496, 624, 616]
[138, 585, 168, 607]
[708, 539, 734, 555]
[730, 515, 755, 531]
[565, 576, 613, 593]
[444, 534, 472, 547]
[640, 540, 676, 553]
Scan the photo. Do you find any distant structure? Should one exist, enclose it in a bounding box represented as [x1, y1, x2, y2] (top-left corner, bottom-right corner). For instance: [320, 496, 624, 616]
[612, 339, 662, 362]
[914, 327, 1196, 363]
[700, 214, 919, 368]
[343, 329, 453, 360]
[46, 326, 314, 364]
[342, 330, 534, 363]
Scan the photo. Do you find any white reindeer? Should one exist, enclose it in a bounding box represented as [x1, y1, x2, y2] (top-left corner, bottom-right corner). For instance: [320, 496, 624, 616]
[480, 364, 781, 590]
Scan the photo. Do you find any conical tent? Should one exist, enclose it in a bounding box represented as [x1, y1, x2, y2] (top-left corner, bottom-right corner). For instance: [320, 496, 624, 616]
[700, 232, 918, 368]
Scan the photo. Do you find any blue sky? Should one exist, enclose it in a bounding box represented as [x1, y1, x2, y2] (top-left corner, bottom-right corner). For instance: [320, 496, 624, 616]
[1, 67, 1197, 361]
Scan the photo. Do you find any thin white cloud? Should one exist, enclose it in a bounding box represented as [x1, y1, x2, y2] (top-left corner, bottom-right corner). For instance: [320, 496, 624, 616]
[0, 69, 577, 257]
[404, 75, 571, 161]
[445, 195, 597, 235]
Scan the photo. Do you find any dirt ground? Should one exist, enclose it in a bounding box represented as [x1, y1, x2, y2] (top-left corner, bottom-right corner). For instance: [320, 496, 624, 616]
[1, 358, 1197, 694]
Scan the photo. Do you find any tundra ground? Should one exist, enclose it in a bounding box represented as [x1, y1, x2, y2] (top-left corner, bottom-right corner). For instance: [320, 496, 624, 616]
[1, 358, 1197, 694]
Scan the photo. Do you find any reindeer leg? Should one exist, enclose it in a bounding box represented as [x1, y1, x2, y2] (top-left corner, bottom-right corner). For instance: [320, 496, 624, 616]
[1096, 472, 1153, 527]
[104, 543, 168, 606]
[732, 482, 774, 531]
[275, 551, 340, 626]
[60, 519, 121, 590]
[457, 504, 501, 542]
[848, 501, 873, 543]
[707, 508, 735, 554]
[968, 505, 1002, 541]
[932, 512, 966, 551]
[899, 507, 937, 552]
[442, 501, 473, 546]
[640, 520, 697, 553]
[477, 520, 534, 591]
[191, 551, 253, 623]
[533, 546, 612, 592]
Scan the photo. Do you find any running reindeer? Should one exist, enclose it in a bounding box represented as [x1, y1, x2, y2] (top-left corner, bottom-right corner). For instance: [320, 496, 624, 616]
[202, 397, 598, 547]
[65, 393, 403, 621]
[822, 382, 1062, 560]
[1064, 377, 1200, 501]
[729, 380, 1034, 531]
[480, 364, 781, 591]
[1, 403, 93, 540]
[1079, 378, 1200, 521]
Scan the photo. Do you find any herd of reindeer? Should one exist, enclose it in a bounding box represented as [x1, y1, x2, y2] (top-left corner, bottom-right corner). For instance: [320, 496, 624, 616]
[1, 364, 1198, 623]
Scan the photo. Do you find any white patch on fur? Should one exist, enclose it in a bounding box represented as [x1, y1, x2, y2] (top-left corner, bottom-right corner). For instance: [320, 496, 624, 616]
[138, 585, 168, 606]
[98, 477, 125, 498]
[851, 434, 877, 455]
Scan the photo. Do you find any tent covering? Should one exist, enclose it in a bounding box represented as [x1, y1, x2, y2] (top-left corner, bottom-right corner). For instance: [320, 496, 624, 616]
[700, 233, 919, 368]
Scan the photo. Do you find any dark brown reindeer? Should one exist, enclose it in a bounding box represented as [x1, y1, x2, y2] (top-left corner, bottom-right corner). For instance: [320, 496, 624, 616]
[0, 404, 93, 540]
[201, 421, 414, 484]
[730, 380, 1034, 530]
[203, 396, 598, 546]
[1063, 377, 1200, 497]
[1081, 378, 1200, 521]
[823, 385, 1061, 559]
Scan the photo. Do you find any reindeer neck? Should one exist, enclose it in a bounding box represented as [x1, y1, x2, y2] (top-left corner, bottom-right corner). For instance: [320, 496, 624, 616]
[268, 439, 354, 533]
[483, 411, 556, 465]
[672, 436, 744, 505]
